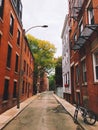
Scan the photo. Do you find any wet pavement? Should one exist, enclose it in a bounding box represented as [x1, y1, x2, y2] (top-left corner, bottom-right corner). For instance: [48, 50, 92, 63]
[2, 92, 78, 130]
[0, 91, 98, 130]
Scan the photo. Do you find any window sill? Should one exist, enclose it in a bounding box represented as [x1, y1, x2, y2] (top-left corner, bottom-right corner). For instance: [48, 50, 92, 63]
[16, 44, 20, 48]
[14, 71, 19, 75]
[6, 67, 11, 71]
[9, 32, 13, 38]
[12, 98, 17, 101]
[82, 82, 87, 86]
[2, 100, 8, 104]
[0, 17, 3, 23]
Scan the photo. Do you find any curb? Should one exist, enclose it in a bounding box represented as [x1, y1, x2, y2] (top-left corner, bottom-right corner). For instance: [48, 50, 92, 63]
[0, 95, 38, 130]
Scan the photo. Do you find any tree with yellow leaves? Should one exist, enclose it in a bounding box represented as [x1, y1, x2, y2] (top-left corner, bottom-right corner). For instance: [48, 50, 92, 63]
[27, 34, 56, 93]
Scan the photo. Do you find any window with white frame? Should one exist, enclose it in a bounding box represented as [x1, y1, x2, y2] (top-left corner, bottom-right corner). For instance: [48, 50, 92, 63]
[76, 65, 80, 84]
[64, 72, 69, 85]
[0, 0, 4, 19]
[82, 60, 87, 83]
[17, 29, 20, 45]
[87, 3, 94, 24]
[79, 19, 83, 33]
[93, 51, 98, 82]
[10, 14, 14, 35]
[0, 0, 2, 6]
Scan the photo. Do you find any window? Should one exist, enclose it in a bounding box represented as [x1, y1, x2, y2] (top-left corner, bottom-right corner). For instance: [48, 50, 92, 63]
[79, 20, 83, 33]
[17, 29, 20, 45]
[24, 60, 26, 73]
[0, 0, 4, 19]
[76, 65, 80, 84]
[15, 54, 19, 72]
[82, 60, 87, 83]
[19, 3, 22, 19]
[27, 64, 28, 75]
[6, 44, 12, 68]
[13, 81, 17, 98]
[22, 81, 25, 94]
[13, 0, 17, 6]
[74, 33, 77, 42]
[87, 3, 94, 24]
[24, 42, 26, 52]
[3, 79, 9, 100]
[0, 33, 2, 44]
[10, 14, 14, 35]
[93, 51, 98, 82]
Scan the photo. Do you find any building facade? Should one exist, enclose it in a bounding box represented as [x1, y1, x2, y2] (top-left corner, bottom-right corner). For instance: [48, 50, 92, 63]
[0, 0, 34, 114]
[61, 15, 73, 103]
[69, 0, 98, 115]
[21, 37, 34, 100]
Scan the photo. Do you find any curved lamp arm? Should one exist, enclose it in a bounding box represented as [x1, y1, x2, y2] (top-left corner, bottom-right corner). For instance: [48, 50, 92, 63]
[25, 25, 48, 33]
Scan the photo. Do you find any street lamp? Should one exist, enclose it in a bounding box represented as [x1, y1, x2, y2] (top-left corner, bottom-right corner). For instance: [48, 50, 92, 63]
[17, 25, 48, 109]
[25, 25, 48, 33]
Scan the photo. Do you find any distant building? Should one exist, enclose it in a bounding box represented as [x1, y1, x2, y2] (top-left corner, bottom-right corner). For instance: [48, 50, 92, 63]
[0, 0, 34, 114]
[40, 72, 49, 92]
[68, 0, 98, 115]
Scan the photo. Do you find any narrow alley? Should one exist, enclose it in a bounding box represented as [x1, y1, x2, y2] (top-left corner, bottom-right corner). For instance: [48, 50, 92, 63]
[2, 92, 79, 130]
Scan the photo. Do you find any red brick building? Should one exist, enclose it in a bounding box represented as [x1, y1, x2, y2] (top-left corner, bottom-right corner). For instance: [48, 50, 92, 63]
[21, 37, 34, 100]
[40, 72, 49, 92]
[69, 0, 98, 115]
[0, 0, 34, 114]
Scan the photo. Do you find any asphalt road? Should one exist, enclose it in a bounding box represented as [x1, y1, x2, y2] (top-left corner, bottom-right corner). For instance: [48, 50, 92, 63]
[3, 91, 79, 130]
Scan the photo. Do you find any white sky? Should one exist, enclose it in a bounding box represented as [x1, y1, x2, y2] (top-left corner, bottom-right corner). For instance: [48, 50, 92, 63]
[21, 0, 68, 57]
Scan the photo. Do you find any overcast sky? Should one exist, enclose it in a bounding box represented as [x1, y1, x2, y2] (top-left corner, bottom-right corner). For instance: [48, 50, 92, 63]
[21, 0, 68, 57]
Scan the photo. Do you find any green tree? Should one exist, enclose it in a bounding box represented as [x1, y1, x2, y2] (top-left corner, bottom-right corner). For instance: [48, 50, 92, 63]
[27, 34, 56, 93]
[49, 75, 55, 91]
[55, 56, 63, 87]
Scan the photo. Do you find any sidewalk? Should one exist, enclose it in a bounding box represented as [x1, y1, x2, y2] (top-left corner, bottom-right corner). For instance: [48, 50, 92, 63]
[54, 94, 98, 130]
[0, 94, 39, 130]
[0, 93, 98, 130]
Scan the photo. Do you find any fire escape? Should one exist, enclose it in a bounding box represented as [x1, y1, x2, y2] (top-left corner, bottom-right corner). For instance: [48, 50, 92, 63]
[70, 0, 98, 50]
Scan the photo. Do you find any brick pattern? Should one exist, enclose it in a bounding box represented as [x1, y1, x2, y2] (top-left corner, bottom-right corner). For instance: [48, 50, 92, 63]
[0, 0, 34, 114]
[69, 0, 98, 115]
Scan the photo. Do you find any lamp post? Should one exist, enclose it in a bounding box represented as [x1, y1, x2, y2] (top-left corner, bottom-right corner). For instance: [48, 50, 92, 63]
[17, 25, 48, 109]
[25, 25, 48, 33]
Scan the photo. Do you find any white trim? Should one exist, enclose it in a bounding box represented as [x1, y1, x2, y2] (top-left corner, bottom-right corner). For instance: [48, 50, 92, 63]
[70, 62, 74, 67]
[75, 62, 78, 66]
[16, 52, 19, 56]
[0, 30, 3, 35]
[92, 52, 98, 82]
[5, 76, 10, 80]
[10, 10, 15, 19]
[76, 89, 80, 92]
[14, 79, 17, 82]
[81, 56, 86, 61]
[86, 0, 92, 8]
[79, 17, 83, 26]
[8, 41, 13, 48]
